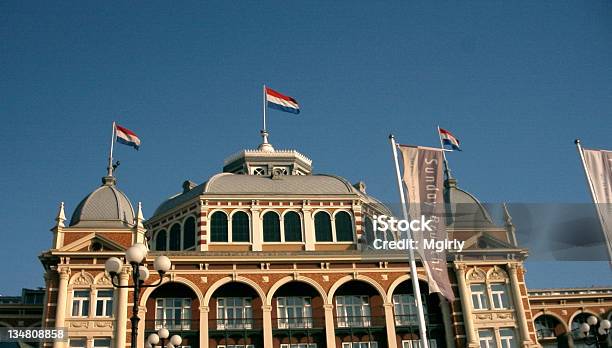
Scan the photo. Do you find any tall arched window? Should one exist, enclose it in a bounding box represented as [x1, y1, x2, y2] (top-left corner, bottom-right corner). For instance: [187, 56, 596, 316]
[335, 211, 353, 242]
[210, 211, 228, 242]
[155, 230, 167, 251]
[364, 216, 375, 244]
[314, 212, 332, 242]
[232, 212, 250, 242]
[169, 223, 181, 250]
[283, 211, 302, 242]
[263, 211, 281, 242]
[183, 217, 196, 249]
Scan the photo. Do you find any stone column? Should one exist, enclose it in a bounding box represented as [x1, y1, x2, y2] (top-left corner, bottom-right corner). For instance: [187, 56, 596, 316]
[324, 304, 336, 348]
[262, 304, 273, 347]
[438, 294, 456, 348]
[383, 302, 398, 348]
[508, 263, 532, 347]
[251, 206, 263, 251]
[303, 205, 315, 251]
[199, 306, 209, 348]
[114, 269, 129, 348]
[136, 306, 146, 348]
[455, 264, 478, 347]
[53, 268, 70, 348]
[86, 338, 94, 348]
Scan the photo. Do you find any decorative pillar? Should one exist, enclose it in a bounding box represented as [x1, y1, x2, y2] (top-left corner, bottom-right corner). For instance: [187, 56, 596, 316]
[114, 269, 129, 348]
[508, 263, 532, 347]
[86, 338, 94, 348]
[199, 306, 209, 348]
[383, 302, 398, 348]
[303, 204, 315, 251]
[53, 268, 70, 348]
[251, 205, 263, 251]
[136, 306, 146, 348]
[323, 304, 336, 348]
[198, 200, 208, 251]
[438, 294, 456, 348]
[262, 305, 273, 347]
[455, 264, 478, 347]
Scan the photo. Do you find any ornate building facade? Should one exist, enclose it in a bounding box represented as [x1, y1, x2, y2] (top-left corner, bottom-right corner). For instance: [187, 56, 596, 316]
[38, 137, 611, 348]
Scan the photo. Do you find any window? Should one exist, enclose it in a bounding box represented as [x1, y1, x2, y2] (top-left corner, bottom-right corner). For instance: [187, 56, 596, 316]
[490, 283, 510, 309]
[217, 297, 253, 330]
[218, 345, 255, 348]
[72, 290, 90, 317]
[283, 212, 302, 242]
[571, 313, 594, 339]
[402, 340, 438, 348]
[277, 297, 312, 328]
[93, 339, 111, 348]
[314, 212, 333, 242]
[169, 223, 181, 250]
[478, 329, 497, 348]
[95, 290, 113, 317]
[280, 345, 316, 348]
[210, 211, 228, 242]
[69, 339, 86, 348]
[155, 298, 191, 330]
[155, 230, 167, 251]
[470, 284, 489, 310]
[263, 211, 281, 242]
[393, 294, 425, 326]
[364, 217, 375, 244]
[232, 212, 250, 242]
[252, 166, 267, 175]
[183, 217, 196, 249]
[535, 315, 560, 339]
[499, 328, 517, 348]
[336, 295, 371, 328]
[335, 211, 353, 241]
[341, 343, 378, 348]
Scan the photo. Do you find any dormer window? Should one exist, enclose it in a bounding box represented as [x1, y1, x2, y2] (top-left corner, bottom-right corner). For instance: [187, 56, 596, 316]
[273, 167, 289, 176]
[252, 167, 267, 175]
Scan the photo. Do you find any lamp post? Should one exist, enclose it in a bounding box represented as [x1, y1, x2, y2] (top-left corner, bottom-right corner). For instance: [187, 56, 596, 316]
[578, 315, 611, 347]
[105, 243, 172, 348]
[145, 328, 182, 348]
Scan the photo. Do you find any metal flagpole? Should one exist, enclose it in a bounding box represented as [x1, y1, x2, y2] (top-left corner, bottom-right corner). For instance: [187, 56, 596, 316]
[575, 139, 612, 268]
[437, 125, 452, 180]
[107, 121, 116, 177]
[262, 84, 267, 132]
[389, 134, 430, 348]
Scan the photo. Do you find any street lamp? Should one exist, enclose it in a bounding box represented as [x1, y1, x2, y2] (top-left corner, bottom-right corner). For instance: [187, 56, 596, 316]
[105, 243, 172, 348]
[145, 328, 182, 348]
[578, 315, 611, 347]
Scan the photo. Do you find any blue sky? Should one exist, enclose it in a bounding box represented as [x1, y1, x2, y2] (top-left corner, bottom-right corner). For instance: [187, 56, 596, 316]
[1, 1, 611, 295]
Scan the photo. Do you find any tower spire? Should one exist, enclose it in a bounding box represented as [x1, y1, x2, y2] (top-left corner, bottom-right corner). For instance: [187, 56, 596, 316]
[55, 202, 66, 228]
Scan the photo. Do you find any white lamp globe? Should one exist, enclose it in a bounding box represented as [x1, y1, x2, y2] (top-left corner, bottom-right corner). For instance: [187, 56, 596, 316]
[580, 323, 590, 334]
[105, 257, 123, 274]
[147, 333, 160, 345]
[158, 328, 169, 339]
[154, 255, 172, 273]
[138, 265, 150, 281]
[599, 327, 607, 335]
[601, 319, 611, 330]
[169, 335, 182, 346]
[126, 244, 147, 264]
[144, 342, 152, 348]
[587, 315, 598, 326]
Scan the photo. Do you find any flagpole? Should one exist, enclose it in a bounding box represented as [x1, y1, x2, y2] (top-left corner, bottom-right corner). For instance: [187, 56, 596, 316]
[262, 84, 267, 132]
[437, 125, 452, 180]
[107, 121, 116, 177]
[575, 139, 612, 267]
[389, 134, 430, 348]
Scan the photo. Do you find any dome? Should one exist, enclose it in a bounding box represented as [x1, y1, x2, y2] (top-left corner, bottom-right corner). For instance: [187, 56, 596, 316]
[69, 176, 135, 228]
[445, 178, 495, 229]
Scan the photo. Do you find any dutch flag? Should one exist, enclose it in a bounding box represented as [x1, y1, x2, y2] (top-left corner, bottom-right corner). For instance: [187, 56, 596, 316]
[266, 87, 300, 114]
[438, 127, 461, 151]
[115, 124, 141, 150]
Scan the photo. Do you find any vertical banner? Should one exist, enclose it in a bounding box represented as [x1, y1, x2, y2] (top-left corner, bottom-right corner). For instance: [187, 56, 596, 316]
[398, 145, 455, 302]
[581, 148, 612, 263]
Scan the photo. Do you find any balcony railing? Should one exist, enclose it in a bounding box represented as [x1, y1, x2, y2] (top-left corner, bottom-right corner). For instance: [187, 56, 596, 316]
[275, 316, 326, 330]
[211, 318, 263, 331]
[336, 316, 386, 328]
[394, 314, 443, 327]
[146, 319, 198, 331]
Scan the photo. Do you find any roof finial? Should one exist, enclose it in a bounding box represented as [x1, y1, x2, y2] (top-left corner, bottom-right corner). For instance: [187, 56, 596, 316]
[56, 202, 66, 228]
[502, 202, 513, 227]
[258, 129, 275, 152]
[136, 202, 144, 228]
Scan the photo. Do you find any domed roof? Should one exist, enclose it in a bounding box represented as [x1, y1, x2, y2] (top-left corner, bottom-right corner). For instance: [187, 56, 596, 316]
[69, 176, 135, 228]
[445, 178, 495, 229]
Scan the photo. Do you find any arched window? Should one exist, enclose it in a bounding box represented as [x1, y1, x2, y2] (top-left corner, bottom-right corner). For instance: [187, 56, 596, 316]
[169, 223, 181, 250]
[210, 211, 228, 242]
[571, 313, 597, 339]
[535, 315, 563, 340]
[155, 230, 167, 251]
[283, 212, 302, 242]
[232, 212, 250, 242]
[314, 212, 332, 242]
[183, 217, 196, 249]
[335, 211, 353, 242]
[263, 211, 281, 242]
[364, 217, 375, 244]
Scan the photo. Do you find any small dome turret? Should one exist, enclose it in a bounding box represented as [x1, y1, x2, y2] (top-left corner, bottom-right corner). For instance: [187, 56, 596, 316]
[69, 176, 135, 228]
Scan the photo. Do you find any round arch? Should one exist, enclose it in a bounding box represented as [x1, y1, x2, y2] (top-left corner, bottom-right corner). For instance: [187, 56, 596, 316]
[533, 311, 570, 333]
[385, 274, 429, 303]
[265, 276, 328, 305]
[139, 276, 205, 307]
[568, 309, 601, 329]
[327, 274, 387, 305]
[203, 276, 267, 306]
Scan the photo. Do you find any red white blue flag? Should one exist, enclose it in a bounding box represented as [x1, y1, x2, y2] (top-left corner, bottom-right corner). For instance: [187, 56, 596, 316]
[115, 124, 141, 150]
[266, 87, 300, 114]
[438, 127, 461, 151]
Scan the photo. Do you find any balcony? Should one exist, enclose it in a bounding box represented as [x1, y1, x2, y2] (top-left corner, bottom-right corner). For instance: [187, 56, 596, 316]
[145, 319, 199, 332]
